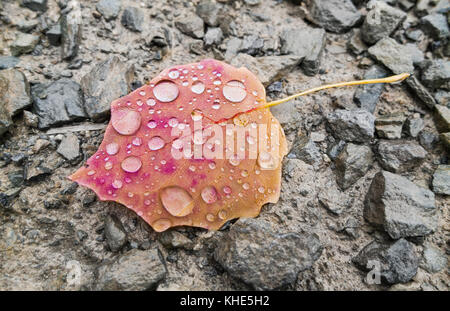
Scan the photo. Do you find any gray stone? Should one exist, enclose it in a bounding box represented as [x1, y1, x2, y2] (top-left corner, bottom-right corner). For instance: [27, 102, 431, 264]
[16, 19, 39, 33]
[196, 0, 222, 27]
[289, 135, 322, 167]
[307, 0, 361, 33]
[10, 33, 40, 56]
[0, 56, 20, 70]
[441, 132, 450, 150]
[96, 0, 121, 21]
[175, 12, 204, 39]
[432, 165, 450, 195]
[434, 104, 450, 132]
[60, 1, 82, 60]
[159, 231, 193, 250]
[405, 29, 424, 41]
[96, 248, 166, 290]
[375, 113, 406, 139]
[421, 60, 450, 90]
[318, 179, 354, 214]
[203, 27, 223, 46]
[353, 239, 419, 284]
[8, 170, 24, 188]
[404, 43, 424, 65]
[23, 110, 39, 128]
[415, 0, 449, 17]
[280, 26, 326, 75]
[421, 13, 450, 40]
[364, 170, 437, 239]
[377, 140, 427, 173]
[31, 78, 87, 129]
[327, 140, 346, 160]
[335, 143, 373, 190]
[46, 24, 61, 46]
[406, 76, 437, 109]
[434, 90, 449, 107]
[22, 0, 47, 12]
[121, 7, 143, 32]
[398, 0, 415, 11]
[421, 244, 447, 273]
[368, 38, 414, 74]
[239, 34, 264, 56]
[214, 218, 322, 290]
[354, 65, 388, 113]
[361, 1, 407, 44]
[81, 56, 134, 120]
[326, 109, 375, 143]
[0, 69, 31, 117]
[224, 37, 242, 61]
[418, 130, 438, 150]
[56, 133, 80, 161]
[347, 29, 367, 55]
[0, 105, 12, 137]
[404, 116, 424, 138]
[104, 214, 127, 252]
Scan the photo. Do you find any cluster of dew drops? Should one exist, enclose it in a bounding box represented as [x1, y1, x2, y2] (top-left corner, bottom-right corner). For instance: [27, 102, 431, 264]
[83, 62, 281, 231]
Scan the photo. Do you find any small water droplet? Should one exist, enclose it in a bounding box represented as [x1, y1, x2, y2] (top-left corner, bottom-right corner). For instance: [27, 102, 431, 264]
[223, 80, 247, 103]
[243, 183, 250, 190]
[228, 154, 241, 166]
[258, 186, 265, 194]
[191, 109, 203, 121]
[148, 136, 165, 151]
[146, 98, 156, 106]
[257, 151, 277, 170]
[87, 170, 95, 176]
[112, 179, 123, 189]
[160, 186, 194, 217]
[112, 108, 141, 135]
[241, 170, 248, 177]
[223, 186, 232, 194]
[206, 213, 215, 222]
[201, 186, 218, 204]
[132, 137, 142, 146]
[208, 162, 216, 170]
[106, 142, 119, 155]
[153, 219, 172, 232]
[153, 81, 179, 102]
[147, 120, 157, 129]
[121, 156, 142, 173]
[105, 161, 113, 170]
[168, 117, 179, 127]
[191, 81, 205, 94]
[168, 70, 180, 79]
[218, 210, 227, 220]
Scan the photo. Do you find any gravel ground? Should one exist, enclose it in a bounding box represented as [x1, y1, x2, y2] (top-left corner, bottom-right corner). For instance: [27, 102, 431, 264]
[0, 0, 448, 291]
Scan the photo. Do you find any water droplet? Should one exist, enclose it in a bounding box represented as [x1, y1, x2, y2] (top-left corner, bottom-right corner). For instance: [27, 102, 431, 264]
[213, 79, 221, 85]
[191, 81, 205, 94]
[160, 186, 194, 217]
[218, 210, 227, 220]
[208, 162, 216, 170]
[243, 183, 250, 190]
[206, 213, 215, 222]
[246, 136, 256, 145]
[112, 179, 123, 189]
[112, 108, 141, 135]
[201, 186, 218, 204]
[147, 120, 157, 129]
[153, 218, 172, 232]
[168, 117, 179, 127]
[105, 161, 113, 170]
[223, 80, 247, 103]
[172, 139, 183, 150]
[132, 137, 142, 146]
[106, 142, 119, 155]
[121, 156, 142, 173]
[87, 170, 95, 176]
[228, 154, 241, 166]
[223, 186, 232, 194]
[241, 170, 248, 177]
[148, 136, 165, 151]
[257, 151, 277, 170]
[146, 98, 156, 106]
[153, 81, 179, 102]
[168, 70, 179, 79]
[191, 109, 203, 121]
[258, 186, 265, 193]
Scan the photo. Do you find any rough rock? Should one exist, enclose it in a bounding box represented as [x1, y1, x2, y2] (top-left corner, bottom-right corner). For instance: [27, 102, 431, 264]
[375, 113, 406, 139]
[31, 78, 87, 129]
[347, 29, 367, 55]
[289, 135, 322, 167]
[214, 218, 322, 290]
[175, 12, 205, 39]
[335, 143, 373, 190]
[418, 130, 438, 150]
[159, 231, 193, 250]
[441, 132, 450, 150]
[434, 91, 449, 107]
[306, 0, 361, 33]
[46, 24, 62, 46]
[239, 34, 264, 56]
[196, 0, 222, 27]
[364, 170, 437, 239]
[96, 0, 121, 21]
[318, 179, 354, 214]
[0, 105, 12, 137]
[104, 214, 127, 252]
[96, 248, 166, 290]
[121, 7, 143, 32]
[0, 69, 31, 117]
[60, 1, 82, 60]
[80, 56, 134, 120]
[361, 1, 407, 44]
[22, 0, 47, 12]
[326, 109, 375, 143]
[353, 239, 419, 284]
[0, 56, 20, 70]
[56, 133, 80, 161]
[434, 104, 450, 132]
[23, 110, 39, 128]
[10, 33, 40, 56]
[404, 116, 424, 138]
[406, 76, 437, 108]
[354, 65, 388, 113]
[421, 13, 450, 40]
[377, 140, 427, 173]
[421, 60, 450, 90]
[203, 27, 223, 46]
[280, 26, 326, 75]
[421, 244, 447, 273]
[368, 38, 414, 74]
[432, 165, 450, 195]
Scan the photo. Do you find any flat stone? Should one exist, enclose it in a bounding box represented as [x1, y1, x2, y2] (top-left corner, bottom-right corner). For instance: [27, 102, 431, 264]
[432, 165, 450, 195]
[22, 0, 47, 12]
[406, 76, 436, 108]
[81, 56, 134, 120]
[104, 214, 127, 252]
[335, 143, 373, 190]
[421, 60, 450, 90]
[56, 133, 80, 161]
[10, 33, 40, 56]
[404, 116, 424, 138]
[326, 109, 375, 143]
[289, 135, 322, 167]
[121, 7, 144, 32]
[361, 1, 406, 44]
[440, 132, 450, 150]
[419, 130, 438, 150]
[368, 38, 414, 74]
[375, 113, 406, 139]
[96, 0, 121, 21]
[353, 239, 418, 284]
[421, 243, 447, 273]
[434, 104, 450, 132]
[196, 0, 223, 27]
[318, 179, 354, 215]
[203, 27, 223, 46]
[31, 78, 87, 129]
[0, 56, 20, 70]
[347, 29, 367, 55]
[377, 140, 427, 173]
[175, 12, 204, 39]
[96, 248, 166, 290]
[364, 170, 437, 239]
[354, 65, 388, 113]
[0, 69, 31, 117]
[214, 218, 322, 290]
[60, 1, 82, 60]
[434, 90, 449, 107]
[306, 0, 361, 33]
[421, 13, 450, 39]
[46, 24, 62, 46]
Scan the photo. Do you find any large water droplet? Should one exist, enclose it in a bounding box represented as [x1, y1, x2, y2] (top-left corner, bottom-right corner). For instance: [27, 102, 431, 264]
[228, 154, 241, 166]
[121, 156, 142, 173]
[153, 218, 172, 232]
[223, 80, 247, 103]
[153, 81, 179, 102]
[112, 109, 141, 135]
[148, 136, 165, 150]
[201, 186, 218, 204]
[218, 210, 227, 220]
[106, 142, 119, 155]
[168, 70, 179, 79]
[191, 81, 205, 94]
[160, 186, 194, 217]
[257, 151, 277, 170]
